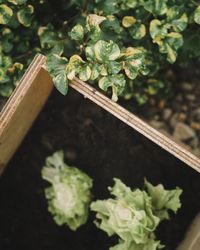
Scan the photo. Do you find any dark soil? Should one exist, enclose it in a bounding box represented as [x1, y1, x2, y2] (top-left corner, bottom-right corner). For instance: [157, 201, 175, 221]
[0, 89, 200, 250]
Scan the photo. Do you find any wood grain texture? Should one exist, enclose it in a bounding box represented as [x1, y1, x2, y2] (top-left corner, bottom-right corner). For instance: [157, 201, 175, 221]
[0, 54, 53, 174]
[70, 78, 200, 173]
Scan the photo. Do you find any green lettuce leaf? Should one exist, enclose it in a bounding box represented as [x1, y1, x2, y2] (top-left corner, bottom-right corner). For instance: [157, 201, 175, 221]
[145, 179, 182, 220]
[42, 150, 93, 231]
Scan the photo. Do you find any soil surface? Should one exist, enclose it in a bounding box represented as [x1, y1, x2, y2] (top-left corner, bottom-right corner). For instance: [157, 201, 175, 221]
[0, 89, 200, 250]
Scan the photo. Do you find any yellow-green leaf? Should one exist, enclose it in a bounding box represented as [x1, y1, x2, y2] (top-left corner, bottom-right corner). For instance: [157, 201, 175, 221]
[17, 5, 34, 27]
[129, 23, 146, 40]
[122, 16, 136, 28]
[94, 40, 120, 62]
[194, 6, 200, 25]
[0, 4, 13, 24]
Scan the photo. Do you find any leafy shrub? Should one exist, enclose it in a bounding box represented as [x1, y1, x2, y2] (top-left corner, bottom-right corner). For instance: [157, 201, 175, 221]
[1, 0, 200, 103]
[91, 178, 182, 250]
[41, 150, 93, 231]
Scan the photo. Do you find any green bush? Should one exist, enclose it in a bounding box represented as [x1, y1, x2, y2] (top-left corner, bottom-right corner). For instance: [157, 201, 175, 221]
[1, 0, 200, 103]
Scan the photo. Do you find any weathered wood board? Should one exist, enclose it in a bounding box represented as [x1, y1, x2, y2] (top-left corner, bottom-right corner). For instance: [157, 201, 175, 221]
[0, 53, 199, 175]
[0, 54, 53, 174]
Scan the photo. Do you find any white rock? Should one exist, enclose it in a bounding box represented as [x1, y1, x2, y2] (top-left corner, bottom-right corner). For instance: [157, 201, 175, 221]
[173, 122, 196, 141]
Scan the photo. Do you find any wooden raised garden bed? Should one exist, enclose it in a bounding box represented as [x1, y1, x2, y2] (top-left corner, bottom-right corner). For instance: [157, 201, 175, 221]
[0, 54, 200, 174]
[0, 55, 200, 250]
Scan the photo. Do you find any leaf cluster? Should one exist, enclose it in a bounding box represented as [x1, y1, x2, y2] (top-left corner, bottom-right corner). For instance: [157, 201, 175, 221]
[91, 178, 182, 250]
[42, 150, 93, 231]
[1, 0, 200, 103]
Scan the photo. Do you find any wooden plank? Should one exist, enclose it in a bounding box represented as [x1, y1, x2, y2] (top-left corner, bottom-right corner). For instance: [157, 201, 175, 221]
[0, 54, 53, 174]
[70, 78, 200, 173]
[1, 53, 199, 174]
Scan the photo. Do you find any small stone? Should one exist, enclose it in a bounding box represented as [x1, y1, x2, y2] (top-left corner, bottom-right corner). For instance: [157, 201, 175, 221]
[190, 121, 200, 131]
[149, 120, 165, 130]
[181, 82, 193, 92]
[176, 94, 183, 102]
[64, 148, 77, 161]
[170, 113, 180, 128]
[178, 112, 187, 122]
[162, 108, 172, 120]
[194, 148, 200, 157]
[158, 100, 165, 109]
[193, 108, 200, 121]
[170, 113, 187, 128]
[154, 115, 160, 121]
[173, 122, 196, 141]
[189, 137, 199, 149]
[185, 94, 196, 101]
[181, 105, 188, 112]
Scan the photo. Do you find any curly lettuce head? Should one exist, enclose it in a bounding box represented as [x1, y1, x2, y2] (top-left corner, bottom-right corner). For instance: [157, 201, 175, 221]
[42, 150, 93, 231]
[91, 178, 160, 244]
[91, 178, 182, 250]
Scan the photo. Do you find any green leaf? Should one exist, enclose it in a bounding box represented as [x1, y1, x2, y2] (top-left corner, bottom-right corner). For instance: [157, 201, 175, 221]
[7, 0, 27, 5]
[122, 16, 136, 28]
[78, 65, 92, 81]
[90, 64, 100, 80]
[0, 4, 13, 24]
[122, 47, 147, 79]
[42, 150, 93, 231]
[94, 40, 120, 62]
[0, 82, 14, 97]
[70, 24, 84, 41]
[86, 14, 106, 42]
[142, 0, 168, 16]
[47, 54, 68, 95]
[164, 32, 183, 63]
[66, 55, 84, 80]
[194, 6, 200, 25]
[17, 4, 34, 27]
[145, 179, 182, 221]
[107, 61, 122, 74]
[38, 25, 64, 55]
[167, 6, 188, 32]
[128, 23, 146, 40]
[98, 74, 125, 101]
[150, 19, 168, 40]
[85, 46, 96, 61]
[1, 28, 14, 53]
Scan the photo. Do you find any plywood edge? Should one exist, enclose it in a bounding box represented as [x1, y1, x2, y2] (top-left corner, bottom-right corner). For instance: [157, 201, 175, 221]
[70, 77, 200, 173]
[0, 54, 46, 129]
[0, 54, 53, 174]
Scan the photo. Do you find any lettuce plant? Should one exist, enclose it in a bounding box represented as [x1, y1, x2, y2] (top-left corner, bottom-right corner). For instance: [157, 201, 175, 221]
[91, 178, 182, 250]
[41, 150, 93, 231]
